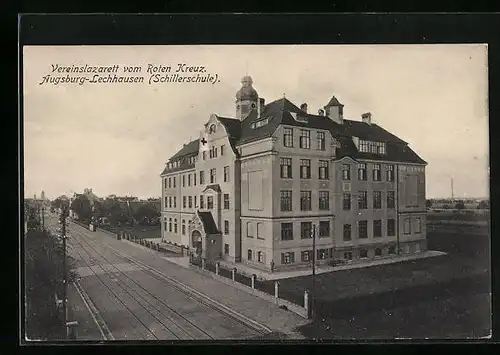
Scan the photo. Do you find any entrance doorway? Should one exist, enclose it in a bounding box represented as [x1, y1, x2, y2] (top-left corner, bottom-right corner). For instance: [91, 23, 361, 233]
[192, 230, 202, 257]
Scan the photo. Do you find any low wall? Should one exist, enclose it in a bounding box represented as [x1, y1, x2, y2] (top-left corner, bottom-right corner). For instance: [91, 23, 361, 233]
[193, 266, 308, 319]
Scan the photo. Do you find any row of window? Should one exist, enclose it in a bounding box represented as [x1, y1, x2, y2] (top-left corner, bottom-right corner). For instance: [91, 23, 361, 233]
[165, 218, 230, 236]
[279, 158, 330, 179]
[164, 166, 231, 189]
[341, 163, 395, 182]
[165, 194, 231, 210]
[202, 144, 226, 160]
[247, 249, 266, 263]
[279, 190, 395, 212]
[358, 140, 387, 155]
[283, 128, 328, 150]
[280, 221, 331, 241]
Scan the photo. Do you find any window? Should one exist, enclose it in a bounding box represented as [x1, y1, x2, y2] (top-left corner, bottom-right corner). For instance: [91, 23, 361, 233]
[256, 223, 263, 239]
[221, 145, 225, 156]
[386, 165, 395, 182]
[301, 222, 312, 239]
[360, 249, 368, 259]
[300, 159, 311, 179]
[344, 251, 353, 261]
[174, 219, 177, 233]
[373, 191, 382, 209]
[257, 251, 264, 263]
[343, 224, 352, 241]
[164, 178, 167, 189]
[188, 174, 191, 187]
[183, 196, 187, 208]
[359, 140, 386, 155]
[373, 220, 382, 238]
[194, 196, 197, 208]
[343, 193, 351, 210]
[281, 252, 295, 264]
[283, 127, 293, 147]
[301, 250, 311, 262]
[164, 220, 167, 231]
[375, 248, 382, 257]
[318, 160, 329, 179]
[341, 164, 351, 180]
[280, 158, 292, 178]
[373, 164, 381, 181]
[319, 221, 330, 238]
[415, 217, 422, 234]
[194, 173, 196, 186]
[280, 190, 293, 211]
[173, 196, 176, 208]
[224, 166, 230, 182]
[358, 191, 368, 209]
[357, 163, 367, 181]
[202, 151, 206, 160]
[300, 130, 311, 149]
[388, 246, 396, 255]
[300, 191, 312, 211]
[359, 220, 368, 239]
[248, 249, 253, 261]
[281, 223, 293, 241]
[200, 171, 204, 184]
[404, 218, 411, 234]
[169, 196, 172, 208]
[224, 220, 229, 235]
[319, 191, 329, 210]
[209, 146, 217, 159]
[224, 194, 230, 210]
[200, 195, 204, 209]
[182, 175, 186, 187]
[207, 196, 214, 209]
[169, 218, 172, 232]
[173, 177, 176, 188]
[182, 220, 186, 235]
[247, 222, 254, 237]
[317, 131, 326, 150]
[251, 118, 269, 129]
[224, 244, 229, 254]
[188, 196, 193, 208]
[164, 197, 167, 208]
[210, 168, 216, 183]
[317, 248, 329, 260]
[387, 191, 395, 209]
[387, 219, 396, 236]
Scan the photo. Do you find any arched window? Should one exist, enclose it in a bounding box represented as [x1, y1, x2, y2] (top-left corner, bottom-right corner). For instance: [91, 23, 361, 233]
[182, 219, 186, 235]
[248, 249, 253, 261]
[169, 218, 172, 232]
[257, 251, 264, 263]
[375, 248, 382, 257]
[174, 219, 178, 233]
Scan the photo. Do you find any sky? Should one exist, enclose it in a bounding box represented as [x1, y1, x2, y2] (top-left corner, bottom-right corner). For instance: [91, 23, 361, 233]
[23, 45, 489, 200]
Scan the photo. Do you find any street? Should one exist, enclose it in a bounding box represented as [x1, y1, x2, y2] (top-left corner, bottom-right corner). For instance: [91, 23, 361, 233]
[45, 214, 268, 340]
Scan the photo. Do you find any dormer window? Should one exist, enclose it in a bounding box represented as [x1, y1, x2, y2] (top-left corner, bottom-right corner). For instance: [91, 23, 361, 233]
[209, 124, 216, 134]
[359, 140, 386, 155]
[250, 117, 269, 129]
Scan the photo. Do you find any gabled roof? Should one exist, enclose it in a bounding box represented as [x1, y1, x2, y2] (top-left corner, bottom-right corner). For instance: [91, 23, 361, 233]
[197, 211, 220, 234]
[325, 95, 343, 107]
[202, 184, 221, 193]
[170, 139, 200, 160]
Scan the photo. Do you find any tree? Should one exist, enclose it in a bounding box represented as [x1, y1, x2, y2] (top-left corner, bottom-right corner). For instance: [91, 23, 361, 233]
[25, 209, 76, 340]
[134, 204, 160, 225]
[426, 199, 433, 208]
[52, 196, 69, 211]
[71, 195, 92, 222]
[102, 198, 127, 226]
[455, 202, 465, 210]
[478, 200, 489, 209]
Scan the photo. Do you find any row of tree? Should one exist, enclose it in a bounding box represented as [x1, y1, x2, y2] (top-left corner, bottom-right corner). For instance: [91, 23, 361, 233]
[25, 201, 75, 340]
[52, 195, 160, 227]
[426, 199, 489, 210]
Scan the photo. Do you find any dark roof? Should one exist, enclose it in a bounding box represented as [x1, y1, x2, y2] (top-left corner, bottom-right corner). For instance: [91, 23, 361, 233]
[325, 96, 343, 107]
[202, 184, 221, 193]
[197, 211, 220, 234]
[161, 97, 426, 173]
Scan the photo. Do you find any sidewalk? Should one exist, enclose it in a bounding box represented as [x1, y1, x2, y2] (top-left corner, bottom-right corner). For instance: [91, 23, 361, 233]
[105, 238, 309, 338]
[217, 250, 447, 281]
[67, 282, 104, 341]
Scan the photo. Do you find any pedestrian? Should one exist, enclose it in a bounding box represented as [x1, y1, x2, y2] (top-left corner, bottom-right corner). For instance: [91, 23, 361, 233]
[270, 259, 275, 273]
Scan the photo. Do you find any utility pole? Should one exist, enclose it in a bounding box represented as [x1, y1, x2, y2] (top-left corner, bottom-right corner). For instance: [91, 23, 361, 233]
[41, 206, 45, 230]
[311, 224, 316, 319]
[60, 206, 68, 339]
[451, 177, 454, 200]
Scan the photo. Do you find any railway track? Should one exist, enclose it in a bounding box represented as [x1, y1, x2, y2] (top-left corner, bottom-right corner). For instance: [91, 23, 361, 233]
[65, 221, 270, 340]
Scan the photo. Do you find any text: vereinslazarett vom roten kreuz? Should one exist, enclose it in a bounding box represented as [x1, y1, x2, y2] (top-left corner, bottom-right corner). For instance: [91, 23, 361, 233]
[38, 64, 220, 86]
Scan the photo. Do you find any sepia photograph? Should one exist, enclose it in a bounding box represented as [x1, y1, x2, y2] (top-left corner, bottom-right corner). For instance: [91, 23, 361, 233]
[22, 43, 491, 341]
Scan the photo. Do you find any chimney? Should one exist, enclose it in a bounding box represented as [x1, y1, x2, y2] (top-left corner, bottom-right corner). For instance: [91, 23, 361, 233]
[258, 97, 265, 116]
[318, 109, 325, 116]
[362, 112, 372, 125]
[300, 103, 308, 114]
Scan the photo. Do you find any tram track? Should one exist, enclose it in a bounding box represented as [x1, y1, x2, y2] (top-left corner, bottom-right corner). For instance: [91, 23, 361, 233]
[65, 220, 270, 339]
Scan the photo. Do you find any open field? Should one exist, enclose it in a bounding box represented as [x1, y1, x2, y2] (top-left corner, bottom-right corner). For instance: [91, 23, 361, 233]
[278, 224, 491, 339]
[101, 224, 161, 239]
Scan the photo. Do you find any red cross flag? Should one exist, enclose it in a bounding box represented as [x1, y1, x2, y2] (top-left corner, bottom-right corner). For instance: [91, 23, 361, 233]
[200, 130, 209, 152]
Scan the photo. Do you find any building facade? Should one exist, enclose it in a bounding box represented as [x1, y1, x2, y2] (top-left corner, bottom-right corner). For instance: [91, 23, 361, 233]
[160, 76, 427, 271]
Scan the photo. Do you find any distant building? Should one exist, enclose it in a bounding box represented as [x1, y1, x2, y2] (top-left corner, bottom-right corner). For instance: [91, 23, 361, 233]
[160, 76, 428, 271]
